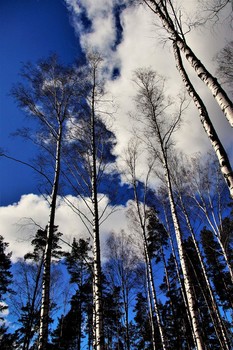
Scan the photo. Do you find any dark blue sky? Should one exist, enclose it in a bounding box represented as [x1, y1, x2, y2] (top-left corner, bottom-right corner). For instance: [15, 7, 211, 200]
[0, 0, 82, 206]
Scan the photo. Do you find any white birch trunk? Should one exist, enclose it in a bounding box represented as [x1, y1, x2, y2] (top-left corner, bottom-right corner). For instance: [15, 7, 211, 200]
[144, 244, 168, 350]
[162, 203, 194, 336]
[163, 159, 205, 350]
[38, 124, 62, 350]
[173, 42, 233, 199]
[133, 65, 205, 349]
[23, 256, 44, 350]
[131, 171, 168, 350]
[91, 64, 104, 350]
[143, 0, 233, 126]
[145, 264, 157, 350]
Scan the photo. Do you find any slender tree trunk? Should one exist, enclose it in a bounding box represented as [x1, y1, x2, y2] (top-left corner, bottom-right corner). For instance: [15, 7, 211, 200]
[143, 0, 233, 126]
[38, 124, 62, 350]
[162, 202, 193, 331]
[91, 65, 104, 350]
[145, 264, 157, 350]
[179, 194, 231, 350]
[144, 244, 168, 350]
[163, 157, 205, 350]
[23, 256, 44, 350]
[161, 184, 199, 348]
[173, 42, 233, 198]
[131, 169, 168, 350]
[192, 192, 233, 285]
[124, 296, 130, 350]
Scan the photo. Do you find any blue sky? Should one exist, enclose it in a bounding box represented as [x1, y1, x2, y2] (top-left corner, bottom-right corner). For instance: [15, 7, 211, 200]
[0, 0, 81, 206]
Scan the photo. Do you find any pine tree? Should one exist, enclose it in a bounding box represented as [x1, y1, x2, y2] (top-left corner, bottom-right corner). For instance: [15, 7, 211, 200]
[132, 292, 153, 350]
[0, 235, 13, 315]
[0, 236, 15, 349]
[14, 226, 63, 350]
[52, 237, 93, 350]
[102, 285, 124, 350]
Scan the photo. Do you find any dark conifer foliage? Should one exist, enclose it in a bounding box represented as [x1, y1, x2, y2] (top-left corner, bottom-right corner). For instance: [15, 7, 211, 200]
[0, 236, 15, 349]
[132, 292, 153, 350]
[50, 238, 93, 350]
[201, 227, 233, 311]
[159, 253, 194, 350]
[0, 236, 13, 314]
[10, 226, 64, 350]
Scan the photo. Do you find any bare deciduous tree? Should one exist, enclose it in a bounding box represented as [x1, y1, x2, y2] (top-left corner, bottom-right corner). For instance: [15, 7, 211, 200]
[11, 55, 83, 350]
[123, 139, 168, 350]
[170, 152, 231, 350]
[132, 68, 205, 350]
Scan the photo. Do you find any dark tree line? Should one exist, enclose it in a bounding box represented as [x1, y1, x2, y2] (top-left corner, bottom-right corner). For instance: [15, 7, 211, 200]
[1, 1, 233, 348]
[1, 195, 233, 349]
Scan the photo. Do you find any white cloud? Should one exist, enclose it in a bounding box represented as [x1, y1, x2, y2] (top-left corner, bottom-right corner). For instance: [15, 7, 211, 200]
[64, 0, 233, 168]
[0, 193, 130, 260]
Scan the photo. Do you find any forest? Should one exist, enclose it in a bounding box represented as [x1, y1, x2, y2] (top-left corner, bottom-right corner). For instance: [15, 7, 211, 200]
[0, 0, 233, 349]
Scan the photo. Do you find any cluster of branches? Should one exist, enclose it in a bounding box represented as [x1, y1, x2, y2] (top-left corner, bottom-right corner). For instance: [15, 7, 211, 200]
[1, 1, 233, 349]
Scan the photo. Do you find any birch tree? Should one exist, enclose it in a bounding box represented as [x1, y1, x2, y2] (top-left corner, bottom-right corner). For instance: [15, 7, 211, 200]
[187, 153, 233, 285]
[63, 52, 117, 350]
[124, 140, 168, 350]
[133, 68, 205, 350]
[11, 55, 83, 350]
[105, 230, 139, 350]
[170, 152, 231, 349]
[139, 0, 233, 126]
[172, 42, 233, 198]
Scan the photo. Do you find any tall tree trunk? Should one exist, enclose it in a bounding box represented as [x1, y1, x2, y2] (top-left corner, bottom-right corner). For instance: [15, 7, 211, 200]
[144, 244, 168, 350]
[173, 42, 233, 199]
[143, 0, 233, 126]
[179, 193, 231, 350]
[163, 156, 205, 350]
[91, 65, 104, 350]
[38, 124, 62, 350]
[131, 167, 168, 350]
[124, 296, 130, 350]
[23, 256, 44, 350]
[145, 264, 157, 350]
[162, 201, 196, 347]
